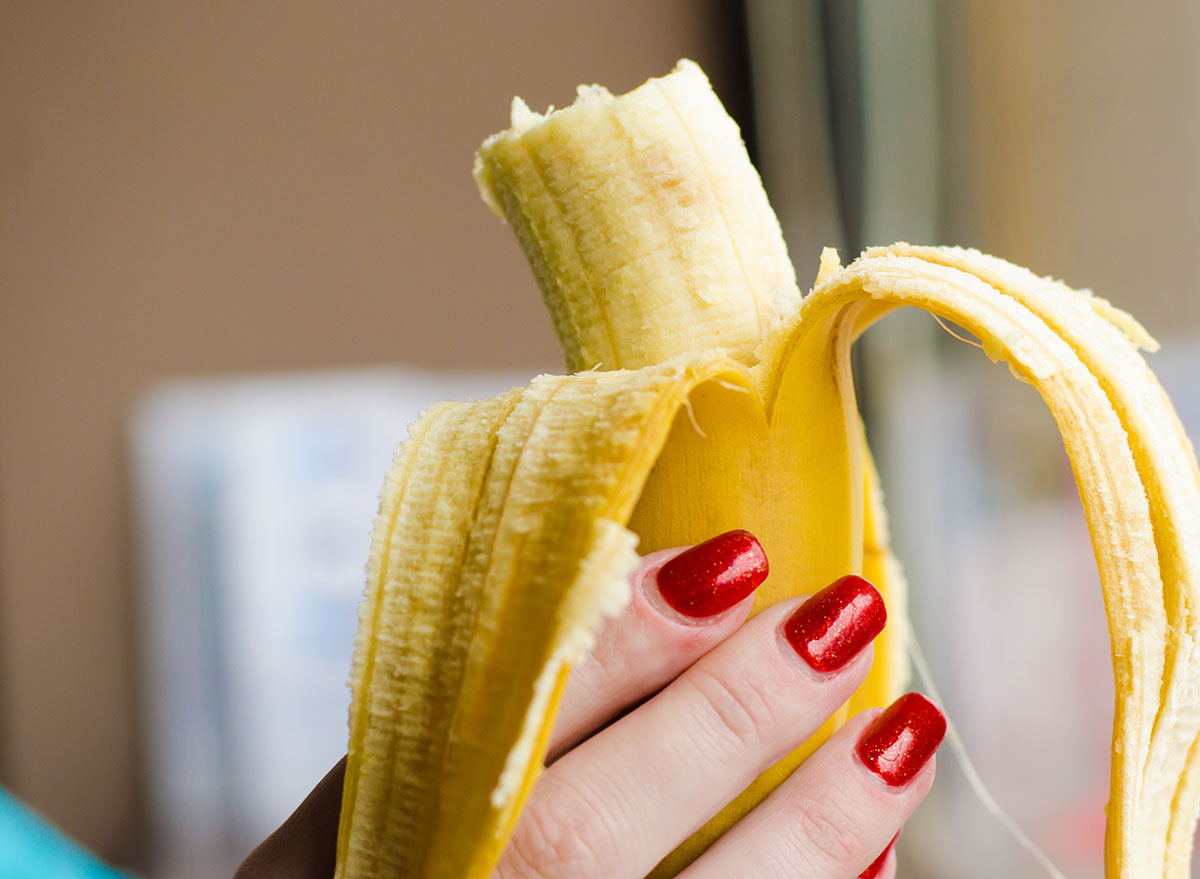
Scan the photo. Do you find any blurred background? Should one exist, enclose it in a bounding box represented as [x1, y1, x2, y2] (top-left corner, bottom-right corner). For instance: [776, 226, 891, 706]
[4, 1, 1200, 877]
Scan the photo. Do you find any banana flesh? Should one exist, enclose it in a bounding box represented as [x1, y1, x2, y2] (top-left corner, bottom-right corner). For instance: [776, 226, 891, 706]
[472, 60, 800, 372]
[335, 61, 1200, 878]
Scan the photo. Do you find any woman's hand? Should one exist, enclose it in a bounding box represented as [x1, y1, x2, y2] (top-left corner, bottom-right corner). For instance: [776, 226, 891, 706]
[237, 529, 944, 879]
[495, 530, 942, 879]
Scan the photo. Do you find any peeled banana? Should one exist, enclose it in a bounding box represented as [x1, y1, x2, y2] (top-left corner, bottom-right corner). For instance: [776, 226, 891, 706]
[333, 60, 1200, 878]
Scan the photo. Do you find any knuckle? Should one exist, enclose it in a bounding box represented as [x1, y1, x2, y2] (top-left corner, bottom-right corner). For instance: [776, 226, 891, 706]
[685, 664, 781, 753]
[497, 776, 608, 879]
[785, 793, 868, 868]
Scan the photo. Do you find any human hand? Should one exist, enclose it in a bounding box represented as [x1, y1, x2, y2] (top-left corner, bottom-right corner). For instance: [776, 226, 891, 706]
[236, 529, 944, 879]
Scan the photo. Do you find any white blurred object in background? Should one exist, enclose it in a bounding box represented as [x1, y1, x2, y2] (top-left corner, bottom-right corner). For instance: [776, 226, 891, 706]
[130, 368, 529, 879]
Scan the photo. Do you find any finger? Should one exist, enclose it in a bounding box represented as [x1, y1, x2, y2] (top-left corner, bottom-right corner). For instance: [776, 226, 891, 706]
[682, 695, 944, 879]
[495, 574, 886, 879]
[548, 529, 768, 760]
[234, 755, 346, 879]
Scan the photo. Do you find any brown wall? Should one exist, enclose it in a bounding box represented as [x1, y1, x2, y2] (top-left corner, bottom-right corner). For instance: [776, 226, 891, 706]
[0, 2, 739, 865]
[943, 1, 1200, 331]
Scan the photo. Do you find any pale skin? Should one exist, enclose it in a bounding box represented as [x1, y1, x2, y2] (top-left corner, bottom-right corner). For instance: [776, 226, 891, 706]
[237, 542, 937, 879]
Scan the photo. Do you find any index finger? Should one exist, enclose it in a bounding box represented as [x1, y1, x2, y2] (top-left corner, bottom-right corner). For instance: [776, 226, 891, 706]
[547, 529, 768, 761]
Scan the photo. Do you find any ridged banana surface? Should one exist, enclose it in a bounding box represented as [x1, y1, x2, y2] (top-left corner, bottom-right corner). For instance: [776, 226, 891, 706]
[334, 60, 1200, 878]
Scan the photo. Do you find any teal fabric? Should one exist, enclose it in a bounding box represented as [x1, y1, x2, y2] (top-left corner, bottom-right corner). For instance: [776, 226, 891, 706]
[0, 788, 128, 878]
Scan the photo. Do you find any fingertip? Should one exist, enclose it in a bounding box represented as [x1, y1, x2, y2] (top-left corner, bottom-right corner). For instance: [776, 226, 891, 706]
[640, 530, 768, 624]
[779, 574, 887, 673]
[855, 692, 946, 789]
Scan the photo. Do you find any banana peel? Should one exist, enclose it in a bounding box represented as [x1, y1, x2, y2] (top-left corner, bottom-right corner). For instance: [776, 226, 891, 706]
[334, 61, 1200, 879]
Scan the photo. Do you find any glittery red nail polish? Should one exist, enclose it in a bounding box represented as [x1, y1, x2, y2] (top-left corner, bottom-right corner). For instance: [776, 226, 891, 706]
[856, 693, 946, 787]
[859, 832, 899, 878]
[781, 575, 886, 672]
[655, 530, 768, 618]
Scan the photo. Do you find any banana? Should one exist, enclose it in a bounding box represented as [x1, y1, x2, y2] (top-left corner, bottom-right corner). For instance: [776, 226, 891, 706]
[334, 60, 1200, 878]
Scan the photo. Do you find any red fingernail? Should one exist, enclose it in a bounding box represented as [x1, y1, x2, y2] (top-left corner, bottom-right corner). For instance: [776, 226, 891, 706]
[782, 575, 886, 672]
[655, 530, 768, 618]
[859, 832, 899, 878]
[856, 693, 946, 787]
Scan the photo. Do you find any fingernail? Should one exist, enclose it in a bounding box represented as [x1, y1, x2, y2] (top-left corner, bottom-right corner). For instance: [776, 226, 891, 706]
[856, 693, 946, 787]
[859, 832, 899, 878]
[656, 530, 768, 618]
[782, 575, 886, 672]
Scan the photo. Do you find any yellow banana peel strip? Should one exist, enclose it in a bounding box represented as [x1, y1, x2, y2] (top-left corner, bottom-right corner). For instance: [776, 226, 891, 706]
[335, 61, 1200, 878]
